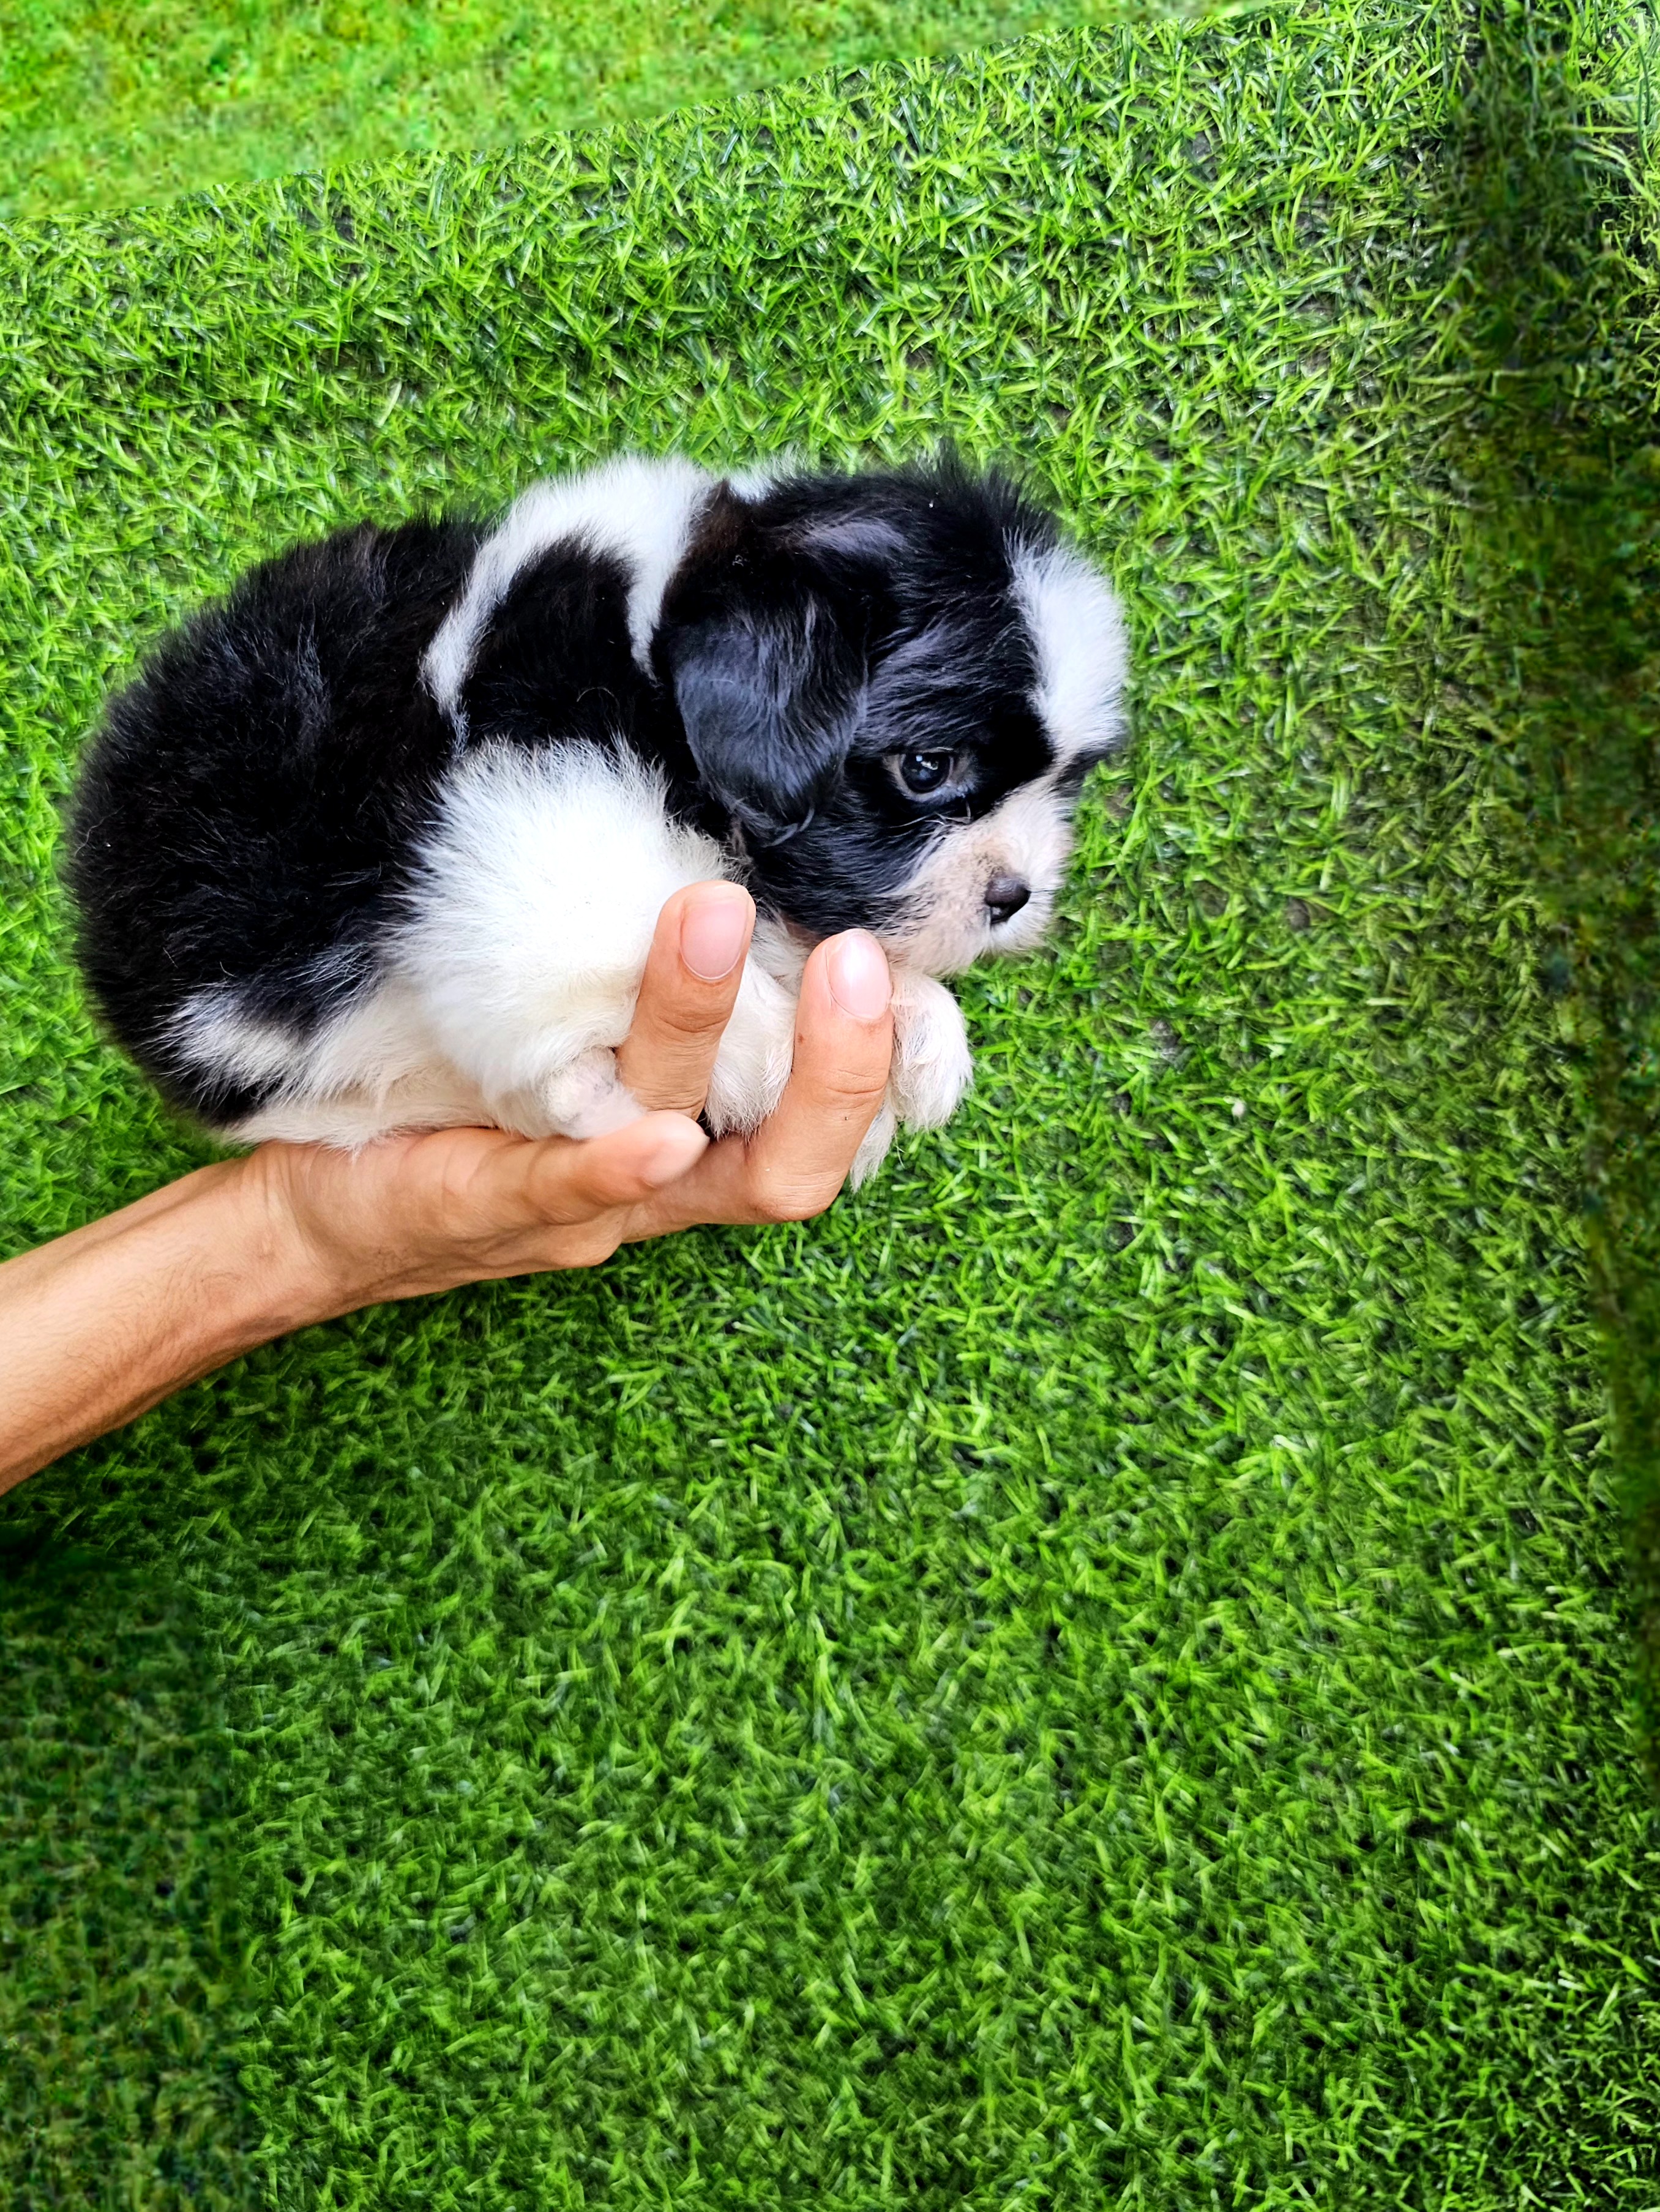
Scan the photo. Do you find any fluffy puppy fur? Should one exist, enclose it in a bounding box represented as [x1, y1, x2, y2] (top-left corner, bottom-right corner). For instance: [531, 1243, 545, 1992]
[68, 453, 1127, 1185]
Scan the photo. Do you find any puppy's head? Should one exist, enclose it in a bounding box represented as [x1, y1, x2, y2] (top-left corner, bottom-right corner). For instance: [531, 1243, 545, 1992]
[654, 456, 1126, 973]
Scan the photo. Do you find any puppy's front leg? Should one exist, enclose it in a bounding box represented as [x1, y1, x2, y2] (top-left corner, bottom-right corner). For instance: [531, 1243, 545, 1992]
[703, 957, 797, 1137]
[889, 971, 974, 1131]
[848, 970, 974, 1188]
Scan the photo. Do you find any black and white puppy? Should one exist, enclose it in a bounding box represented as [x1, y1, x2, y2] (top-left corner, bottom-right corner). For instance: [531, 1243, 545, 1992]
[69, 454, 1127, 1184]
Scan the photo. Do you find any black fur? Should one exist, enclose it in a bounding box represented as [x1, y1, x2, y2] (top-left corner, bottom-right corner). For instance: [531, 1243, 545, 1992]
[67, 456, 1080, 1121]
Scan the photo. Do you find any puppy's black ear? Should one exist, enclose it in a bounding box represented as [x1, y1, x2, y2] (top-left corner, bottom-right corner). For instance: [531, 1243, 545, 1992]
[658, 490, 867, 844]
[663, 607, 863, 843]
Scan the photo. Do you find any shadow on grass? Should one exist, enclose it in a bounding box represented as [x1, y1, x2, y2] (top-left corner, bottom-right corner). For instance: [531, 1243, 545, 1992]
[1446, 0, 1660, 1760]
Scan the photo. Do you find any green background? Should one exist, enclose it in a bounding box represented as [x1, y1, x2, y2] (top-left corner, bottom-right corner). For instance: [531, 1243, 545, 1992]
[2, 7, 1659, 2205]
[0, 0, 1125, 221]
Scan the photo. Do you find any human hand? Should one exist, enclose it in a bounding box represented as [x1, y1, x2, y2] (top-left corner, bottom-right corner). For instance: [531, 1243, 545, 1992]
[247, 881, 895, 1319]
[0, 882, 894, 1489]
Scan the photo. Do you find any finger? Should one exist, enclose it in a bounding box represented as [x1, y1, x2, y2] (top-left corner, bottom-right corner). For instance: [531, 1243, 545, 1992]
[468, 1112, 711, 1233]
[629, 930, 893, 1235]
[616, 881, 755, 1116]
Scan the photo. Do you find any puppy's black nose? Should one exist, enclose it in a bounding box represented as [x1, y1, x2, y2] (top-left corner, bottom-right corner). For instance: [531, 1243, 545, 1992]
[985, 874, 1031, 925]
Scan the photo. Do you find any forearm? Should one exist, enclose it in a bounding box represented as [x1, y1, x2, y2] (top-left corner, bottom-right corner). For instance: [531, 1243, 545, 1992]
[0, 1159, 329, 1494]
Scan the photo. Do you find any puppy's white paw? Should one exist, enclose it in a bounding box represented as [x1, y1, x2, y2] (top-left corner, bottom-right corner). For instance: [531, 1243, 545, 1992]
[493, 1047, 645, 1140]
[705, 957, 797, 1136]
[848, 1098, 899, 1191]
[890, 971, 974, 1132]
[842, 973, 971, 1193]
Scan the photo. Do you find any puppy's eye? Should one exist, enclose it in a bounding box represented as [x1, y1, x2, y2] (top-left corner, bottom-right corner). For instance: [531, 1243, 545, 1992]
[895, 749, 956, 796]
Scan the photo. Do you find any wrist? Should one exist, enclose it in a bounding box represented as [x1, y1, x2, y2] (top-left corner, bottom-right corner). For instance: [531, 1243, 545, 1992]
[212, 1150, 359, 1337]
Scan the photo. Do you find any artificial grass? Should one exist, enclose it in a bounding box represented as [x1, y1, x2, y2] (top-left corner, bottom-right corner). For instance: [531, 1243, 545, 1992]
[1, 7, 1658, 2206]
[0, 0, 1120, 222]
[1457, 7, 1660, 1751]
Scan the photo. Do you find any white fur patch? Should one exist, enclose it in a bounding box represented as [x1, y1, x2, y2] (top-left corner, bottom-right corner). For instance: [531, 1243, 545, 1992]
[174, 974, 498, 1147]
[1010, 539, 1128, 762]
[397, 742, 730, 1109]
[721, 447, 807, 501]
[422, 455, 714, 725]
[723, 462, 784, 500]
[170, 993, 306, 1093]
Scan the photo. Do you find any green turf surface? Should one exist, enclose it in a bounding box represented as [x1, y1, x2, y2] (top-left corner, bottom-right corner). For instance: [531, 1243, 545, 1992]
[2, 9, 1659, 2205]
[1458, 5, 1660, 1755]
[0, 0, 1116, 221]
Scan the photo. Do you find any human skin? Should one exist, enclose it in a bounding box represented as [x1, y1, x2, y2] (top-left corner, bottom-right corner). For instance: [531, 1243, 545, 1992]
[0, 884, 895, 1493]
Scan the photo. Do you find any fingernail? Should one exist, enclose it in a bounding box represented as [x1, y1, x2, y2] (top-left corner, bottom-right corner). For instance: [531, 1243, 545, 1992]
[640, 1118, 709, 1187]
[827, 931, 892, 1022]
[681, 889, 753, 981]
